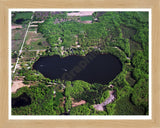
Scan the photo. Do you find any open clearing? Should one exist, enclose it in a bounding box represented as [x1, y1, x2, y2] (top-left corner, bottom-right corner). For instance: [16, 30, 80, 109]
[12, 28, 27, 51]
[24, 31, 49, 50]
[12, 80, 30, 93]
[12, 25, 22, 29]
[72, 100, 86, 107]
[67, 11, 95, 16]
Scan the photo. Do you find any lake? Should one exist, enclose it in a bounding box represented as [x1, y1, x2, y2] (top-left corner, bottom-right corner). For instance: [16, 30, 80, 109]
[33, 52, 122, 84]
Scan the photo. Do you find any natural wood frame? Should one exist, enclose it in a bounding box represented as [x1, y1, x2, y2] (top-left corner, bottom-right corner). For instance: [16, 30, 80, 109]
[0, 0, 160, 127]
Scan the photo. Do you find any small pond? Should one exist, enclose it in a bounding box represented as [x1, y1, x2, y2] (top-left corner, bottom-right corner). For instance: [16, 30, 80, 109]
[12, 93, 31, 108]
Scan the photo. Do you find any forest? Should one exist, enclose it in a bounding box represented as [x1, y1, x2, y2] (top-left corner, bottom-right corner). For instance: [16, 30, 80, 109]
[12, 11, 149, 115]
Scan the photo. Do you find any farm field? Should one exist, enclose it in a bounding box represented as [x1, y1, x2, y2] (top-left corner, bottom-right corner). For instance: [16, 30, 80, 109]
[24, 31, 49, 50]
[12, 28, 26, 51]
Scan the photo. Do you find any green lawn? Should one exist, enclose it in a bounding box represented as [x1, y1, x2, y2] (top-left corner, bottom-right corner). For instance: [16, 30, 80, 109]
[22, 51, 37, 60]
[13, 32, 21, 40]
[80, 16, 92, 21]
[13, 12, 33, 21]
[25, 39, 48, 50]
[29, 28, 36, 31]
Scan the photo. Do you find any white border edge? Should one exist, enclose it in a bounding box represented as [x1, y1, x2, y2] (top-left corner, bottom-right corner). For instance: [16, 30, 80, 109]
[149, 8, 152, 119]
[8, 8, 152, 120]
[9, 9, 12, 120]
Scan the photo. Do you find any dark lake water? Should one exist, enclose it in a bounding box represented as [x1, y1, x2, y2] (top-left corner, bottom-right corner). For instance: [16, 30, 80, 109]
[33, 52, 122, 84]
[15, 19, 25, 24]
[12, 93, 31, 108]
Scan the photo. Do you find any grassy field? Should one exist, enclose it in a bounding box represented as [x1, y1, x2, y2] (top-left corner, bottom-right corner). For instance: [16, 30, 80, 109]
[23, 31, 49, 50]
[22, 51, 37, 61]
[26, 39, 48, 50]
[80, 16, 92, 21]
[12, 40, 23, 51]
[121, 25, 142, 57]
[130, 40, 142, 56]
[13, 12, 33, 21]
[12, 28, 27, 51]
[28, 27, 37, 31]
[13, 32, 21, 40]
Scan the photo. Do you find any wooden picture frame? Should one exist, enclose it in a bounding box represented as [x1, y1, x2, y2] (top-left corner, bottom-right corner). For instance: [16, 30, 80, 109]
[0, 0, 159, 127]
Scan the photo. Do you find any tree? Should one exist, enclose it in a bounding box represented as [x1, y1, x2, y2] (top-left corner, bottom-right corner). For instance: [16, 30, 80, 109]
[132, 51, 148, 73]
[100, 90, 109, 103]
[70, 104, 90, 115]
[131, 78, 148, 108]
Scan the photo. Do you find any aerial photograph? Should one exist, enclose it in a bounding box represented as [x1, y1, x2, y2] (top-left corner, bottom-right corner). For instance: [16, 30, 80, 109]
[11, 10, 149, 116]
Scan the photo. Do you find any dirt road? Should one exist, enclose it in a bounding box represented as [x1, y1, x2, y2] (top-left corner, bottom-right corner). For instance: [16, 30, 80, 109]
[12, 25, 22, 29]
[94, 91, 115, 111]
[13, 12, 34, 73]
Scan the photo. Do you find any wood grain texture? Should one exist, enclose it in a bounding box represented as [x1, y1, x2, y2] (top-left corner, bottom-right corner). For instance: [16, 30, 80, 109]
[1, 0, 154, 8]
[0, 0, 160, 128]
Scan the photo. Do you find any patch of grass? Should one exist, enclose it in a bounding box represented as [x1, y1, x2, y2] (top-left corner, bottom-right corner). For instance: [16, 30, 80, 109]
[14, 12, 33, 21]
[12, 40, 23, 51]
[12, 27, 27, 51]
[22, 51, 37, 59]
[80, 16, 92, 21]
[29, 28, 36, 31]
[120, 25, 142, 57]
[12, 12, 33, 24]
[26, 39, 48, 50]
[121, 25, 136, 39]
[14, 32, 21, 40]
[130, 40, 142, 57]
